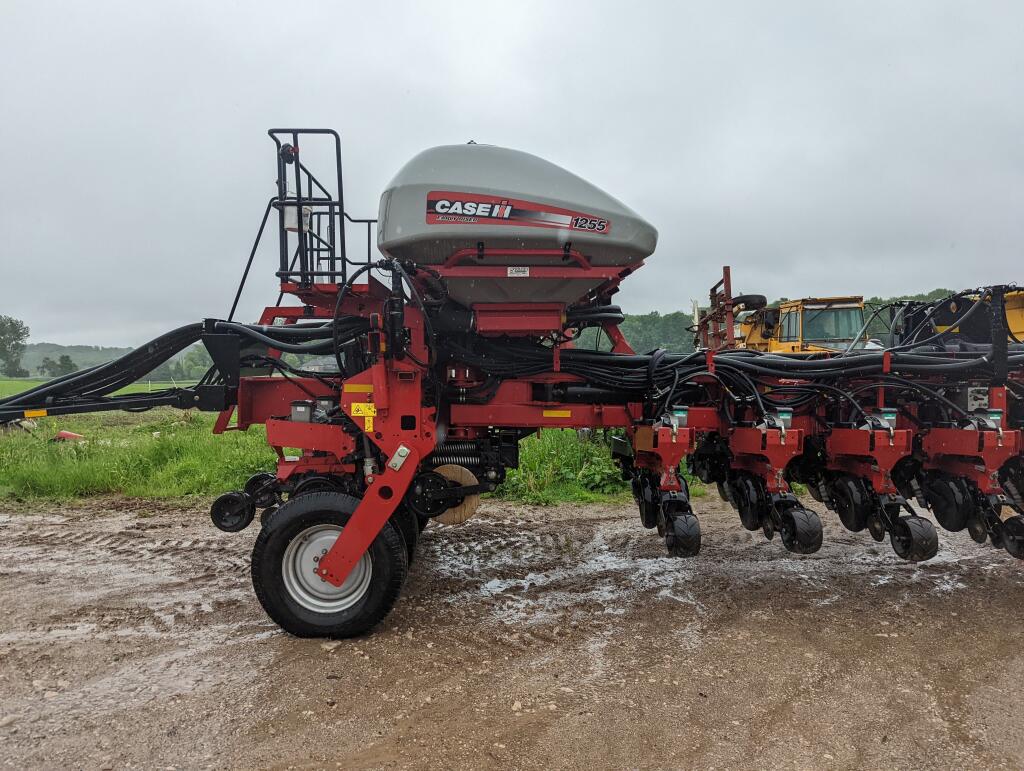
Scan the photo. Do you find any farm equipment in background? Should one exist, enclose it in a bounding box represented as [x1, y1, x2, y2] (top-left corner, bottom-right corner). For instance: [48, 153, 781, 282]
[694, 267, 872, 353]
[2, 128, 1023, 639]
[896, 289, 1024, 348]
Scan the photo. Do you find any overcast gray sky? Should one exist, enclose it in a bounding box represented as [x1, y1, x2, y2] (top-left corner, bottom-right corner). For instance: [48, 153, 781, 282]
[1, 1, 1022, 346]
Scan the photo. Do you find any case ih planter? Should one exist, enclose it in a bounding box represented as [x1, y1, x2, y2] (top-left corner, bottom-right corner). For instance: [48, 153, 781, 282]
[4, 129, 1023, 637]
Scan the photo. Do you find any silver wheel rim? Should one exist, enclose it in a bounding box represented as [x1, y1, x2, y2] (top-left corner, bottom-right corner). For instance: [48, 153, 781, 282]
[281, 523, 372, 613]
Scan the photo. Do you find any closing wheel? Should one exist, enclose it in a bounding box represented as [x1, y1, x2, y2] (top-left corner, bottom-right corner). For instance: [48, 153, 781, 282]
[989, 522, 1005, 549]
[733, 475, 767, 531]
[716, 481, 730, 504]
[867, 512, 887, 542]
[244, 472, 279, 509]
[890, 516, 939, 562]
[966, 516, 988, 544]
[291, 476, 339, 498]
[779, 507, 823, 555]
[830, 475, 870, 532]
[210, 491, 256, 532]
[665, 513, 701, 558]
[251, 491, 408, 638]
[1002, 515, 1024, 559]
[924, 475, 972, 532]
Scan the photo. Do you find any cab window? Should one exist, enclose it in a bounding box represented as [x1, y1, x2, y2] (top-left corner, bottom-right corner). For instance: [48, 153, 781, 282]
[779, 310, 799, 341]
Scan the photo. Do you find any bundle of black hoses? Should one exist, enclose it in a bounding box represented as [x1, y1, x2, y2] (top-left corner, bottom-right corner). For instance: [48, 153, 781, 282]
[565, 304, 626, 327]
[438, 335, 1024, 420]
[0, 323, 204, 410]
[0, 318, 371, 416]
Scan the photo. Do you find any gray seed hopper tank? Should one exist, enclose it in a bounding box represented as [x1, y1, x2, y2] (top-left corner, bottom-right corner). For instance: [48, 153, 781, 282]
[377, 143, 658, 306]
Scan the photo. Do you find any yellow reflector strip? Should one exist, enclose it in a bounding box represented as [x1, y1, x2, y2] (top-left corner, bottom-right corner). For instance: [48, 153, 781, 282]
[542, 409, 572, 418]
[23, 409, 48, 418]
[343, 383, 374, 393]
[351, 402, 377, 417]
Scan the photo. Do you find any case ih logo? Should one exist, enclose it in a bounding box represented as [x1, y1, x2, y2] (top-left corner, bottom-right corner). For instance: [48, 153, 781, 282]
[432, 198, 513, 219]
[426, 191, 610, 234]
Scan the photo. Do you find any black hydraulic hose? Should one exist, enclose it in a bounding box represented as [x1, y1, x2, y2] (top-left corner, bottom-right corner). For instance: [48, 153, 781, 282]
[874, 375, 972, 420]
[838, 302, 898, 356]
[215, 321, 367, 354]
[895, 293, 990, 351]
[391, 260, 437, 366]
[798, 383, 869, 422]
[0, 324, 203, 406]
[332, 262, 377, 375]
[894, 291, 965, 347]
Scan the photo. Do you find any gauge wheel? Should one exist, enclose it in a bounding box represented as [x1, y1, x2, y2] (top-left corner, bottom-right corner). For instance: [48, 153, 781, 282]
[251, 491, 408, 638]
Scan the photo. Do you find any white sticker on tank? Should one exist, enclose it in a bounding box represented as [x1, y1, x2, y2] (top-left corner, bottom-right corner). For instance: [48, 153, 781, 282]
[507, 267, 530, 277]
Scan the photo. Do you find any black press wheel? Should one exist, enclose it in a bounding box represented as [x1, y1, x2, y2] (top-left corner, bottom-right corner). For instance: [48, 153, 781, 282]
[665, 512, 701, 558]
[733, 475, 767, 532]
[924, 475, 972, 532]
[715, 481, 730, 504]
[830, 475, 869, 533]
[1002, 515, 1024, 559]
[251, 491, 408, 638]
[890, 516, 939, 562]
[779, 507, 823, 555]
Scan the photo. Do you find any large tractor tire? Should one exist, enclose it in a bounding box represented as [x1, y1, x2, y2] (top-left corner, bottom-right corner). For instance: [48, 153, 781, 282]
[731, 294, 767, 311]
[251, 491, 408, 638]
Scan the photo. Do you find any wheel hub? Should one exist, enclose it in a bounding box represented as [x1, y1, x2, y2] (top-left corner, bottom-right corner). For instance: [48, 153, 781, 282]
[281, 524, 372, 613]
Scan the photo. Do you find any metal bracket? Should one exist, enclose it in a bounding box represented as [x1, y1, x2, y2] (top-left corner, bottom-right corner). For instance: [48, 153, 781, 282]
[388, 444, 411, 471]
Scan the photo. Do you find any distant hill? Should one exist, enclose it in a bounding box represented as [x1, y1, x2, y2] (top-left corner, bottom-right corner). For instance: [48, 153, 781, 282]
[21, 342, 212, 381]
[22, 343, 132, 374]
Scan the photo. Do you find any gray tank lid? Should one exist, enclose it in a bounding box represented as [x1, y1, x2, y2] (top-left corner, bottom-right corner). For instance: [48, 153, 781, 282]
[377, 143, 657, 269]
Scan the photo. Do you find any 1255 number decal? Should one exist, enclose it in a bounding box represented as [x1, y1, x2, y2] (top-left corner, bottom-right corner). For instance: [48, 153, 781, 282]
[571, 216, 609, 233]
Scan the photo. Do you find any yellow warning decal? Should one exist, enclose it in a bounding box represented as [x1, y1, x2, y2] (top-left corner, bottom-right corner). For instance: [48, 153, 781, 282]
[23, 409, 48, 418]
[542, 409, 572, 418]
[364, 416, 374, 432]
[343, 383, 373, 393]
[351, 402, 377, 417]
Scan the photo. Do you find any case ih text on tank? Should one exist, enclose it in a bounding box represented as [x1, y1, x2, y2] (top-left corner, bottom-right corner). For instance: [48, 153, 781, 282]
[3, 129, 1023, 638]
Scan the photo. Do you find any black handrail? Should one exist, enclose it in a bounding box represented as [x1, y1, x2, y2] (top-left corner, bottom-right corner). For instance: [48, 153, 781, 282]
[263, 128, 376, 287]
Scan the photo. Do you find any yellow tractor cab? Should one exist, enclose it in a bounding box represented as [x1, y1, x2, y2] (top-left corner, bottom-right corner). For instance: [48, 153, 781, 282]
[695, 267, 872, 353]
[741, 296, 868, 354]
[738, 297, 869, 353]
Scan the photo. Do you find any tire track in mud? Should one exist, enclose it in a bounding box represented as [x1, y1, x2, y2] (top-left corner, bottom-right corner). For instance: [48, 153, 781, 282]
[0, 512, 274, 727]
[3, 499, 1024, 769]
[401, 499, 1024, 671]
[1, 521, 253, 577]
[403, 514, 706, 666]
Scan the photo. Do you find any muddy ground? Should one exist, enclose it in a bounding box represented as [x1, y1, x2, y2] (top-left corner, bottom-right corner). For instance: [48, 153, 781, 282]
[1, 494, 1023, 770]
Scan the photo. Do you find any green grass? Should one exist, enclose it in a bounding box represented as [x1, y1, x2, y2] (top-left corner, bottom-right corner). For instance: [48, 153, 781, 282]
[0, 377, 195, 399]
[1, 404, 702, 506]
[0, 409, 275, 500]
[0, 378, 46, 398]
[496, 429, 705, 505]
